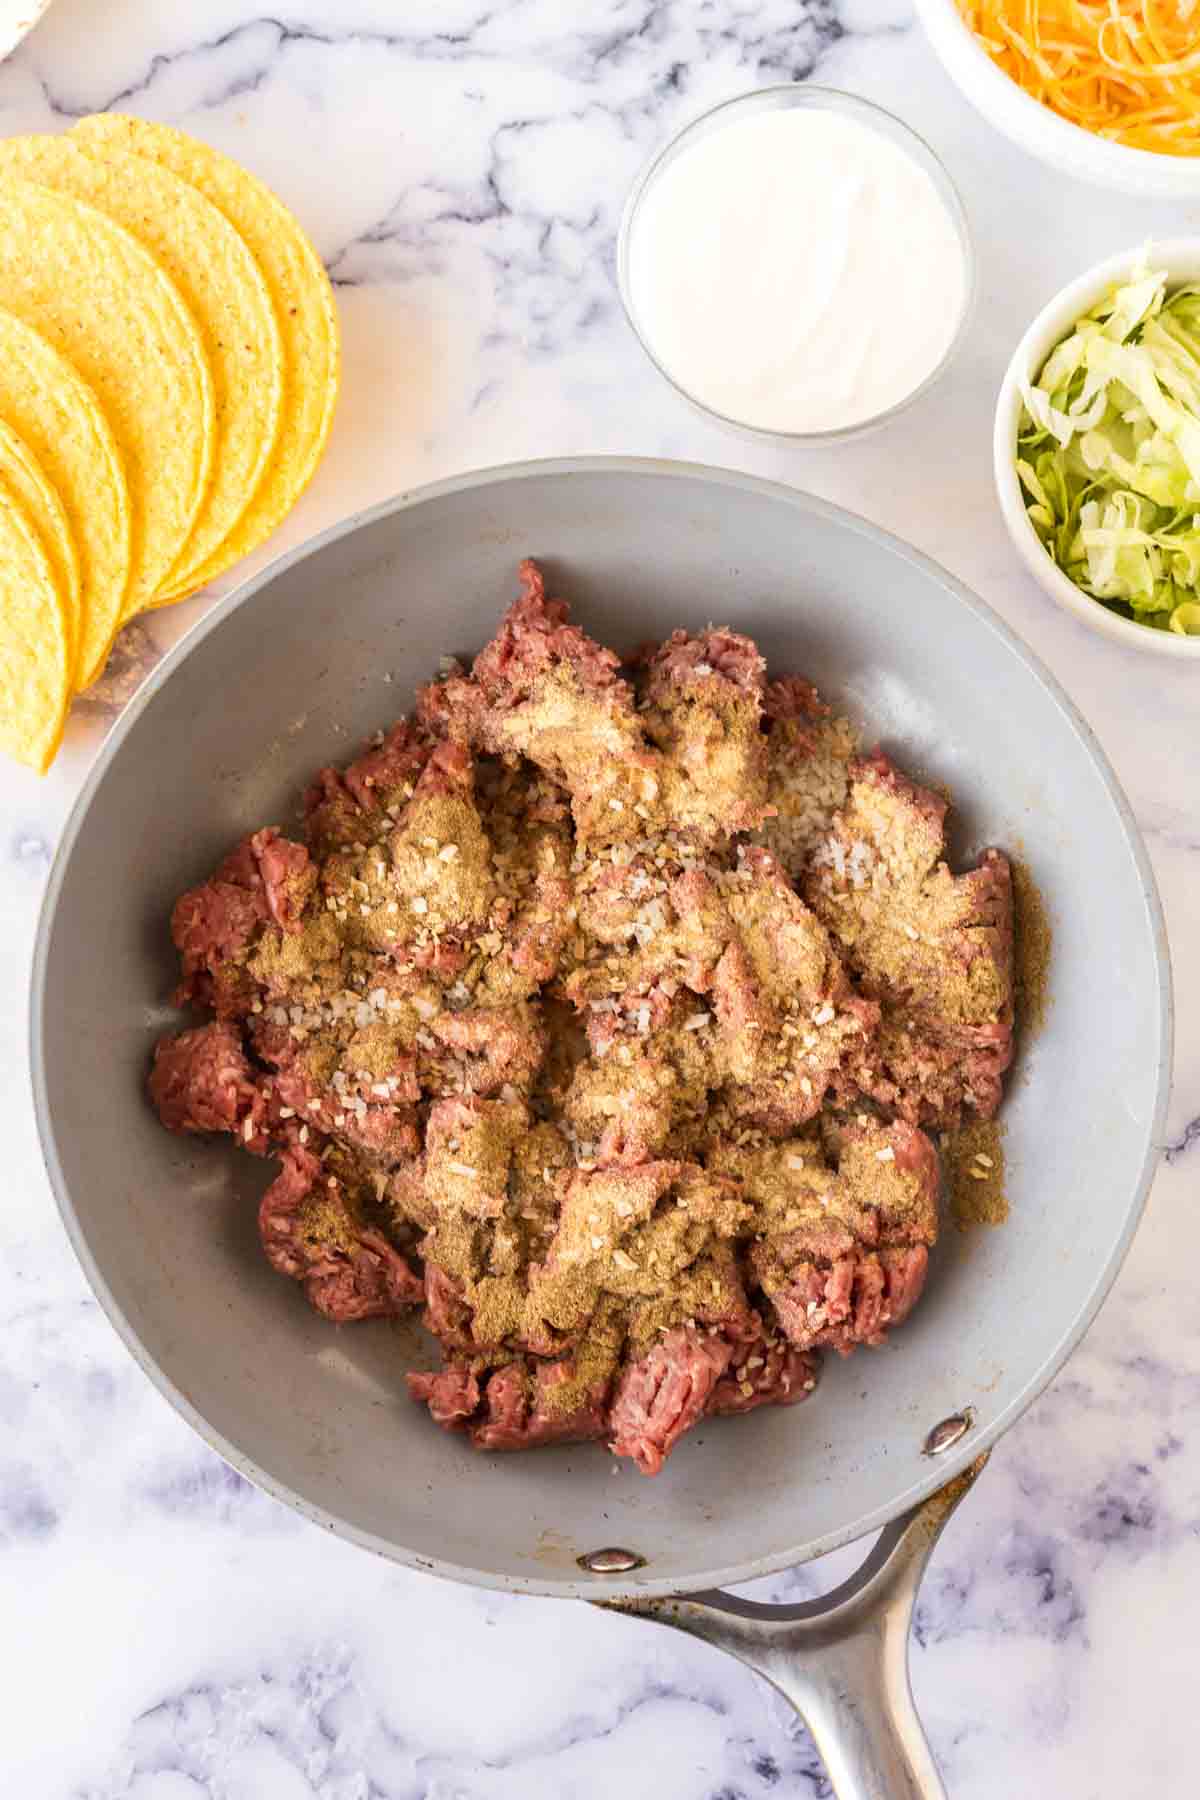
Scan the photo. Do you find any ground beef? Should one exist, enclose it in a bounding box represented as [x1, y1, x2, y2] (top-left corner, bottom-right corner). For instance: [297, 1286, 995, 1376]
[474, 1357, 610, 1450]
[248, 1022, 422, 1167]
[171, 827, 314, 1011]
[765, 1244, 931, 1355]
[408, 1354, 610, 1450]
[754, 677, 857, 880]
[608, 1326, 735, 1475]
[252, 829, 317, 930]
[149, 564, 1018, 1475]
[407, 1362, 480, 1427]
[473, 561, 625, 699]
[171, 875, 265, 1014]
[748, 1123, 940, 1356]
[343, 719, 433, 812]
[644, 626, 767, 694]
[449, 560, 663, 845]
[303, 767, 365, 855]
[636, 629, 769, 842]
[708, 1334, 819, 1416]
[422, 1263, 473, 1349]
[804, 752, 1015, 1130]
[259, 1144, 423, 1322]
[763, 674, 826, 723]
[837, 1002, 1013, 1131]
[148, 1021, 268, 1148]
[429, 1004, 547, 1096]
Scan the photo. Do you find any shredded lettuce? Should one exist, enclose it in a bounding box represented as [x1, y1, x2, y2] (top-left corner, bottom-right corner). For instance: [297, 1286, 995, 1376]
[1017, 260, 1200, 639]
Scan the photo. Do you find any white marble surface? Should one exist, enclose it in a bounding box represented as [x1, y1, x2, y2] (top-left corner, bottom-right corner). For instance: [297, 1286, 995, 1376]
[0, 2, 1197, 1794]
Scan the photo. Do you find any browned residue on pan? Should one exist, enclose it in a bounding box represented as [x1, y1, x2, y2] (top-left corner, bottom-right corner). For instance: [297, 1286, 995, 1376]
[911, 1451, 992, 1545]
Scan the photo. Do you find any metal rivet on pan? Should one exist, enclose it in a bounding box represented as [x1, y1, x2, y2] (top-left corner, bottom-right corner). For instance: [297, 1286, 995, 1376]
[577, 1547, 647, 1574]
[922, 1409, 975, 1457]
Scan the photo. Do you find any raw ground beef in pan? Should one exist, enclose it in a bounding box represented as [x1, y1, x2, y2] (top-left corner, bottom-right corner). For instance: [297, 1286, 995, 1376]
[148, 561, 1017, 1474]
[608, 1326, 735, 1475]
[634, 627, 770, 843]
[743, 1122, 940, 1356]
[259, 1143, 424, 1323]
[170, 827, 316, 1015]
[708, 1335, 819, 1417]
[804, 751, 1015, 1131]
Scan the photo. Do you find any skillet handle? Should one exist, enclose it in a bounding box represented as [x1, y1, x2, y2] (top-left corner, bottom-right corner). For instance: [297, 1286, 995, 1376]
[597, 1454, 987, 1800]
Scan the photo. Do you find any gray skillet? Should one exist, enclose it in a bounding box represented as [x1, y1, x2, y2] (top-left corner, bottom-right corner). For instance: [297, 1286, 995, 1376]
[32, 459, 1171, 1797]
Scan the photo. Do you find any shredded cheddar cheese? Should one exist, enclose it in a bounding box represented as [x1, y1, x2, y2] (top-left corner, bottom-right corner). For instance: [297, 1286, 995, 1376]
[957, 0, 1200, 155]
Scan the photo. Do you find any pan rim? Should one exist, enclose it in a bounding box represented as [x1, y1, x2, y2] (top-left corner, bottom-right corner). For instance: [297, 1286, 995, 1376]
[29, 455, 1173, 1600]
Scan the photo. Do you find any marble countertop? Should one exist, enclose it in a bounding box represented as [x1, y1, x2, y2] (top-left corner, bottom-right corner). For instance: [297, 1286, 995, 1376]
[2, 2, 1197, 1795]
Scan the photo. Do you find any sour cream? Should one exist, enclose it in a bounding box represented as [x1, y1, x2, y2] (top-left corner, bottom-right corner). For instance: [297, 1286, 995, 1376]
[623, 99, 970, 436]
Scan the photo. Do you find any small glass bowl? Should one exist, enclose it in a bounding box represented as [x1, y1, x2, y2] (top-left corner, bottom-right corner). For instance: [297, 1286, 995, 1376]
[616, 85, 977, 446]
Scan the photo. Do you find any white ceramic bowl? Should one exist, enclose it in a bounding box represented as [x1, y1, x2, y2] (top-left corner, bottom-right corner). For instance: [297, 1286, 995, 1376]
[0, 0, 54, 61]
[995, 240, 1200, 660]
[914, 0, 1200, 199]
